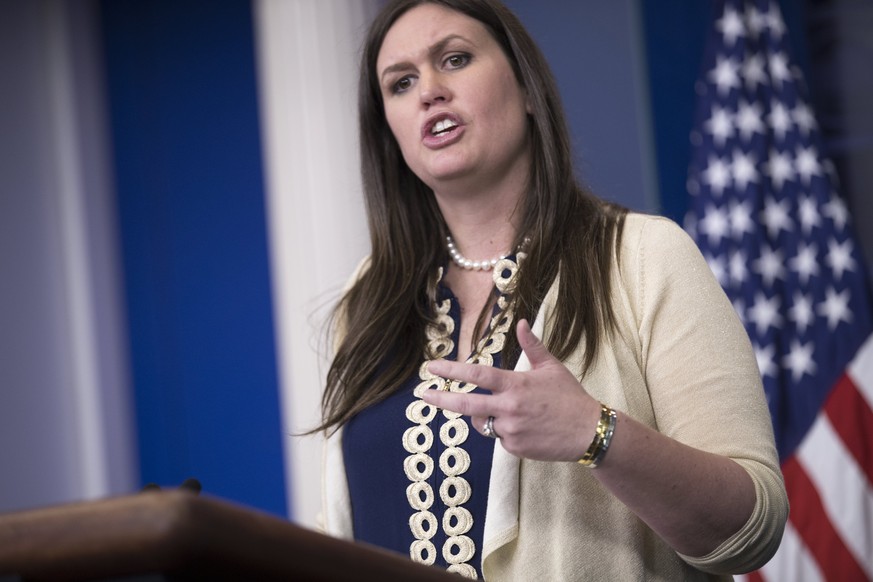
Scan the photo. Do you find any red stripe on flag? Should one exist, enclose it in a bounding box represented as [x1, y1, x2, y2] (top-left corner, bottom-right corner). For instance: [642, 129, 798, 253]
[782, 457, 868, 581]
[746, 569, 765, 582]
[824, 373, 873, 485]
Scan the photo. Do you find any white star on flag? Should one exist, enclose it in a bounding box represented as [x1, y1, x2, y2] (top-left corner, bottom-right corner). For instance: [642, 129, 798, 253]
[765, 149, 794, 191]
[755, 342, 778, 378]
[729, 250, 749, 284]
[742, 54, 768, 90]
[702, 155, 732, 196]
[788, 242, 819, 285]
[748, 291, 783, 334]
[818, 287, 853, 330]
[783, 339, 816, 381]
[826, 238, 857, 281]
[708, 55, 741, 96]
[705, 106, 735, 146]
[768, 100, 792, 140]
[792, 102, 816, 135]
[788, 292, 815, 333]
[717, 7, 746, 45]
[753, 244, 786, 287]
[797, 194, 821, 234]
[767, 51, 791, 88]
[794, 146, 822, 185]
[699, 203, 730, 244]
[761, 196, 793, 239]
[728, 200, 755, 237]
[731, 150, 759, 190]
[823, 197, 848, 231]
[736, 100, 766, 140]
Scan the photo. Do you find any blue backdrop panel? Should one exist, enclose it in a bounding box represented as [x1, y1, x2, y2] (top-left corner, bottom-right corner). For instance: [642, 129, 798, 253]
[504, 1, 655, 213]
[639, 1, 712, 223]
[100, 0, 287, 516]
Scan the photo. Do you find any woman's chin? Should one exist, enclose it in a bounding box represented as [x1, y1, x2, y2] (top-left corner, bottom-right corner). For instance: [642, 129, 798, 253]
[418, 165, 476, 191]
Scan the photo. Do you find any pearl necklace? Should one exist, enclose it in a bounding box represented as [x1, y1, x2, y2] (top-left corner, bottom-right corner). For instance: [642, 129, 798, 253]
[446, 235, 511, 271]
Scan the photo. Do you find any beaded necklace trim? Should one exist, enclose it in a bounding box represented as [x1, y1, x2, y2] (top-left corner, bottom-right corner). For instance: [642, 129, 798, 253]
[404, 255, 522, 579]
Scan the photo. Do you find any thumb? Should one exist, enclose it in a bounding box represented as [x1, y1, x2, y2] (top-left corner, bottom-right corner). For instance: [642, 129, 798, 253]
[516, 319, 553, 368]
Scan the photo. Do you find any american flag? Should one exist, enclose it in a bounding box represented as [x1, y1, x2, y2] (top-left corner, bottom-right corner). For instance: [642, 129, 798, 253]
[685, 1, 873, 580]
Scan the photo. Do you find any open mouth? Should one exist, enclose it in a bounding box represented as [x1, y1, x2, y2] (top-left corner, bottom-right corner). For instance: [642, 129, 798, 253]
[431, 118, 458, 136]
[422, 114, 464, 148]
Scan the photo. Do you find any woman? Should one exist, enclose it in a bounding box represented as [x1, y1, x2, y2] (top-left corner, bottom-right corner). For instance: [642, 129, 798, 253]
[318, 0, 788, 579]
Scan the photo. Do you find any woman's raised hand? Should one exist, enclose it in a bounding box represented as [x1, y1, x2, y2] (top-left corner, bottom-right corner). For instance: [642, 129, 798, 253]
[422, 319, 602, 462]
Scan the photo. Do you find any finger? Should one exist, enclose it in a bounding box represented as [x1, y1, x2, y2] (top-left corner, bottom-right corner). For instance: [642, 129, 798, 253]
[426, 360, 509, 393]
[516, 318, 553, 368]
[420, 389, 495, 418]
[470, 415, 501, 439]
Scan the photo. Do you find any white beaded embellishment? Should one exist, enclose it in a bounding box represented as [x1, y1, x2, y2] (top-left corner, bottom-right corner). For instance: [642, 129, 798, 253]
[403, 256, 522, 578]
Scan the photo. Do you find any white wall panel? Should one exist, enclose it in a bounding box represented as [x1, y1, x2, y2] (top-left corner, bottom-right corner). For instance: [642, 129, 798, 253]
[255, 0, 377, 527]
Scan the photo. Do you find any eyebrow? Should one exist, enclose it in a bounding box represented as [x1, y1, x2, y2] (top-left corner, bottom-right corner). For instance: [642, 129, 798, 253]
[379, 34, 470, 83]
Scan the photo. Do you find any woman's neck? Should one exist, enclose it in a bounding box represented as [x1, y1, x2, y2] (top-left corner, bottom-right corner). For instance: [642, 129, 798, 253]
[434, 186, 523, 263]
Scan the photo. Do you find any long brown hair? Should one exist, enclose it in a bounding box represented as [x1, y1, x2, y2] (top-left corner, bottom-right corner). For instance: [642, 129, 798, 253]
[319, 0, 627, 433]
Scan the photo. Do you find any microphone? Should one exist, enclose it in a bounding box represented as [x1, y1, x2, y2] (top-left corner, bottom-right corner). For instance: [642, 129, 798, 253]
[140, 478, 202, 494]
[180, 478, 202, 494]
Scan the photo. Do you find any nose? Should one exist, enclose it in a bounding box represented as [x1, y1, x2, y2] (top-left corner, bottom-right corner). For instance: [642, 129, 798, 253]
[419, 71, 451, 107]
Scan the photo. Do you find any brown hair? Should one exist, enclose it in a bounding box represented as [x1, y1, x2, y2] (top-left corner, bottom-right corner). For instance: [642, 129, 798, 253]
[318, 0, 627, 432]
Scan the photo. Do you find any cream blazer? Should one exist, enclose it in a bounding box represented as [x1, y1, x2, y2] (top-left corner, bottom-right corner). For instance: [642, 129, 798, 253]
[321, 214, 788, 580]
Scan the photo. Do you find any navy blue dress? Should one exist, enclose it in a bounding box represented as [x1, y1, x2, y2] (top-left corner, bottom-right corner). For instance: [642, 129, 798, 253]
[343, 275, 512, 579]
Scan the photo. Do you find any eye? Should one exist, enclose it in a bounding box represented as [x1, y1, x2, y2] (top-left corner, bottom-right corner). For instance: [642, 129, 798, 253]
[444, 53, 471, 69]
[391, 75, 414, 94]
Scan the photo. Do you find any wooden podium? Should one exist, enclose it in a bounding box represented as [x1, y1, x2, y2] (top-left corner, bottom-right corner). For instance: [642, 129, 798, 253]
[0, 491, 460, 581]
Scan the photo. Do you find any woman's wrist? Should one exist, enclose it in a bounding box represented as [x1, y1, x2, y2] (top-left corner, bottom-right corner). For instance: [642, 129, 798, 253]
[577, 403, 617, 468]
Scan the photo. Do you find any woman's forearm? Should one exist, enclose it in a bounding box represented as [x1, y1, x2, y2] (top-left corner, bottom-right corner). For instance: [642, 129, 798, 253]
[593, 410, 757, 558]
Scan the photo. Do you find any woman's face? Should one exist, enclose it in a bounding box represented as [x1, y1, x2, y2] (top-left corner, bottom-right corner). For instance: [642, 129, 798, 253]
[376, 3, 531, 195]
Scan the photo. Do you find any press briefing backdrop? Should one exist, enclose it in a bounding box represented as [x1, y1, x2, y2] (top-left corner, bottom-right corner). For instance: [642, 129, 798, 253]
[1, 2, 869, 560]
[0, 0, 657, 523]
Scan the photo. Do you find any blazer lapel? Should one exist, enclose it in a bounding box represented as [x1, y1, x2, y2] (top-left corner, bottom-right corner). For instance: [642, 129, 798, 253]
[480, 299, 553, 568]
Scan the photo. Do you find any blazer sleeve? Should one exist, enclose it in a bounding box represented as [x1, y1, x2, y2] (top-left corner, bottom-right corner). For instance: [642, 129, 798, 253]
[623, 215, 788, 574]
